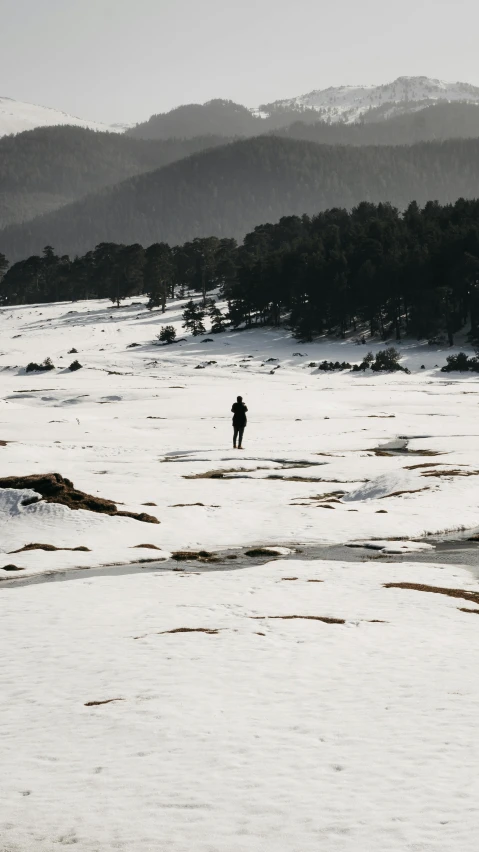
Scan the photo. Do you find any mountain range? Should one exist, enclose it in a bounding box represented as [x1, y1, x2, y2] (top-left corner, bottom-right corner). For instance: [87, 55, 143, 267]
[261, 76, 479, 124]
[3, 75, 479, 262]
[3, 76, 479, 139]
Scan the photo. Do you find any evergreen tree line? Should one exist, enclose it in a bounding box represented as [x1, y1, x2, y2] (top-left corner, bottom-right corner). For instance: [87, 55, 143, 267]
[1, 198, 479, 345]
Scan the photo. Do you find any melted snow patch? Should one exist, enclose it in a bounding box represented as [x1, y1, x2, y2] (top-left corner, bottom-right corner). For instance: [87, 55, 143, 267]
[349, 540, 435, 554]
[343, 472, 425, 502]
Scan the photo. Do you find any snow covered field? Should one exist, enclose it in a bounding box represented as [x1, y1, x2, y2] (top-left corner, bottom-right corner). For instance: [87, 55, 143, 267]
[1, 297, 478, 851]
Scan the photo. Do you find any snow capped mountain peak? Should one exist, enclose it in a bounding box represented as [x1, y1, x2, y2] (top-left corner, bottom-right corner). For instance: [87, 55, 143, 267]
[0, 96, 125, 138]
[262, 76, 479, 123]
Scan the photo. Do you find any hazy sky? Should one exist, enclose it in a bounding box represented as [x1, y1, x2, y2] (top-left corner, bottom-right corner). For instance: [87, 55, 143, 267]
[1, 0, 478, 125]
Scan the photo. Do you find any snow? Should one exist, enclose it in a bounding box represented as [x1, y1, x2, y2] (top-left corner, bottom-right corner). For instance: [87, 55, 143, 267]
[265, 75, 479, 124]
[0, 295, 478, 850]
[0, 96, 125, 138]
[1, 558, 478, 851]
[1, 296, 479, 576]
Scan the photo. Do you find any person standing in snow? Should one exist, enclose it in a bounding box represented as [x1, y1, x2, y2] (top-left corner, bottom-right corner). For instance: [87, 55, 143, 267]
[231, 396, 248, 449]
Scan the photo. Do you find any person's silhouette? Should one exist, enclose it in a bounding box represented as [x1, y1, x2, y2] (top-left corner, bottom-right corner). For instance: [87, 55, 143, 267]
[231, 395, 248, 449]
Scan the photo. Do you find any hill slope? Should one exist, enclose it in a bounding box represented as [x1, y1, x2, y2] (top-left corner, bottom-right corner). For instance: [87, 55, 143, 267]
[3, 135, 479, 260]
[0, 126, 229, 229]
[282, 102, 479, 146]
[128, 77, 479, 140]
[263, 75, 479, 123]
[127, 98, 323, 141]
[0, 95, 123, 137]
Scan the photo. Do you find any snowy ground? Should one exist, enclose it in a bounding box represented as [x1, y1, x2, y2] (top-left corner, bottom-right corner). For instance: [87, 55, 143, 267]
[1, 297, 478, 850]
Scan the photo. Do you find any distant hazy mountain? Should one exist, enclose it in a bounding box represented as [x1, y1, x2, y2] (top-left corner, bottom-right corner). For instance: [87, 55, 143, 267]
[3, 135, 479, 261]
[6, 76, 479, 141]
[281, 102, 479, 146]
[127, 77, 479, 140]
[0, 126, 229, 229]
[126, 98, 327, 140]
[262, 76, 479, 123]
[0, 95, 126, 138]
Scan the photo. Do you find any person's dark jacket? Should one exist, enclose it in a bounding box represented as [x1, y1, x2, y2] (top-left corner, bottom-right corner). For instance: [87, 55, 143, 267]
[231, 401, 248, 426]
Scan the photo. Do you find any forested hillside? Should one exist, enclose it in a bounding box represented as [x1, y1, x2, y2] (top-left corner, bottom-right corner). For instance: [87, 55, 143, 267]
[127, 97, 479, 144]
[3, 136, 479, 260]
[1, 200, 479, 348]
[282, 102, 479, 146]
[126, 98, 321, 140]
[0, 126, 228, 228]
[5, 102, 479, 233]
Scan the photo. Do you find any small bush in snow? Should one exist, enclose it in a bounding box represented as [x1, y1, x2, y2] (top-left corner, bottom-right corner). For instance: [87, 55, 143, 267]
[68, 348, 78, 354]
[441, 352, 479, 372]
[317, 360, 351, 371]
[26, 357, 54, 373]
[351, 351, 375, 371]
[69, 360, 82, 371]
[370, 348, 409, 373]
[352, 349, 409, 373]
[158, 325, 177, 344]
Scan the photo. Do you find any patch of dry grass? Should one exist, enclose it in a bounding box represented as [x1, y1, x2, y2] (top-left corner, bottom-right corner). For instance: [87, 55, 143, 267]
[384, 582, 479, 606]
[251, 615, 345, 624]
[171, 550, 219, 563]
[10, 543, 90, 553]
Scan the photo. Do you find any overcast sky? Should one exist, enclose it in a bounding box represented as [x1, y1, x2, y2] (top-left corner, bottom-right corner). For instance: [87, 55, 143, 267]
[1, 0, 478, 125]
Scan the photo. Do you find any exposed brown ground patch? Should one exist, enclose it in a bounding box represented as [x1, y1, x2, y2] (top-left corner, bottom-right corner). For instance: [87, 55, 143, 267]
[131, 544, 162, 550]
[380, 488, 428, 499]
[458, 608, 479, 615]
[0, 473, 159, 524]
[10, 542, 90, 553]
[135, 557, 166, 564]
[404, 462, 459, 470]
[84, 698, 124, 707]
[281, 577, 298, 581]
[315, 452, 346, 457]
[251, 615, 345, 624]
[1, 564, 24, 572]
[292, 491, 345, 507]
[184, 468, 245, 479]
[169, 502, 220, 507]
[267, 474, 338, 483]
[373, 449, 443, 457]
[384, 582, 479, 606]
[171, 550, 219, 563]
[135, 627, 220, 638]
[421, 469, 479, 478]
[159, 627, 220, 635]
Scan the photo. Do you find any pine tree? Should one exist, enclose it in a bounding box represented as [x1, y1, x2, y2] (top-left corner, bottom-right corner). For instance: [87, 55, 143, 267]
[209, 303, 227, 333]
[145, 243, 173, 312]
[0, 253, 9, 282]
[182, 300, 206, 336]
